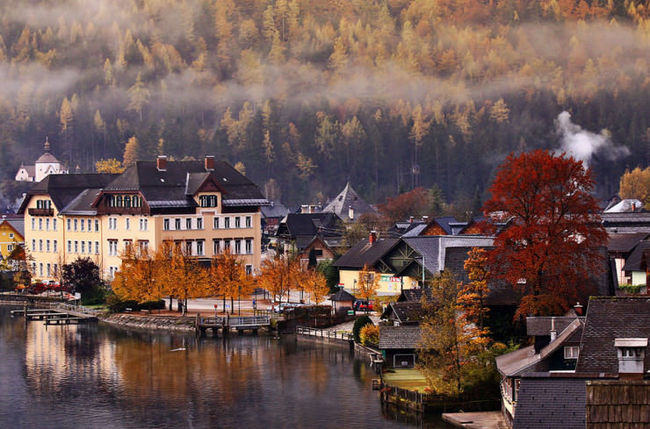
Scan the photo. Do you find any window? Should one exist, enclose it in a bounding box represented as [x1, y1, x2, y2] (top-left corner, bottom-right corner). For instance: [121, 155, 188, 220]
[74, 219, 78, 231]
[81, 241, 85, 254]
[31, 218, 35, 231]
[7, 244, 13, 252]
[315, 249, 323, 257]
[213, 239, 220, 255]
[213, 217, 219, 229]
[163, 218, 170, 230]
[125, 218, 130, 230]
[175, 218, 181, 230]
[108, 240, 118, 256]
[224, 217, 230, 229]
[185, 241, 192, 255]
[109, 218, 117, 230]
[116, 195, 123, 207]
[67, 240, 71, 252]
[80, 218, 85, 231]
[53, 240, 57, 253]
[74, 241, 78, 253]
[38, 240, 43, 252]
[95, 241, 99, 254]
[196, 240, 204, 256]
[124, 196, 131, 208]
[199, 195, 217, 207]
[224, 239, 231, 252]
[31, 239, 36, 251]
[8, 233, 13, 239]
[38, 218, 42, 230]
[235, 217, 241, 228]
[46, 264, 51, 277]
[186, 218, 192, 230]
[31, 262, 36, 274]
[87, 219, 92, 231]
[140, 218, 148, 231]
[46, 240, 50, 252]
[46, 218, 50, 231]
[53, 264, 58, 276]
[53, 219, 57, 231]
[139, 240, 149, 252]
[564, 346, 580, 359]
[197, 217, 203, 229]
[245, 265, 253, 275]
[235, 239, 241, 254]
[246, 216, 252, 228]
[95, 219, 99, 231]
[67, 219, 71, 231]
[124, 240, 132, 252]
[245, 239, 252, 254]
[39, 263, 43, 277]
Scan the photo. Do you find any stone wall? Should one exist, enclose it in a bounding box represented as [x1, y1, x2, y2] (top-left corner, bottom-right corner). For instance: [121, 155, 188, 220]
[99, 313, 195, 332]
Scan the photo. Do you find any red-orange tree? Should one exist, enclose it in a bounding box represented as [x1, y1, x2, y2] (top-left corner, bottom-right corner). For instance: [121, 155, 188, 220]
[483, 150, 607, 317]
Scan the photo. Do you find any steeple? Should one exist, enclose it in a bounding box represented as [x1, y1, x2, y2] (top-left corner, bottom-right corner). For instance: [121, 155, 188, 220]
[44, 136, 51, 153]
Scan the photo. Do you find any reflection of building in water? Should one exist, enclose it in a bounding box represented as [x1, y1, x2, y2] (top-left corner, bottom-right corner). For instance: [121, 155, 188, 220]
[24, 322, 118, 393]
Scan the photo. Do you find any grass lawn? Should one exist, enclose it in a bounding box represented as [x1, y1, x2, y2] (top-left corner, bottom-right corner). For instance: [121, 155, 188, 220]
[382, 368, 430, 392]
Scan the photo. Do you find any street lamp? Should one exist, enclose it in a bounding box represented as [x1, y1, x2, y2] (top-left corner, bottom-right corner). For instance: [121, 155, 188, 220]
[414, 255, 425, 288]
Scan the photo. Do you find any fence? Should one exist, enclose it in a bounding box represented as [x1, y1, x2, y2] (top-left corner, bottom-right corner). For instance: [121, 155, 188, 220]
[296, 326, 353, 341]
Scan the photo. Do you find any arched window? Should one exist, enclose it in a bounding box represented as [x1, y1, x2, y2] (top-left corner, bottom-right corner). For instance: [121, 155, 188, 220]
[116, 196, 123, 207]
[124, 196, 131, 208]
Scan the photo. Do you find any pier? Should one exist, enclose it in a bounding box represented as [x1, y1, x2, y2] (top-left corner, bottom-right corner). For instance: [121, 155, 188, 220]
[11, 307, 98, 325]
[195, 314, 271, 335]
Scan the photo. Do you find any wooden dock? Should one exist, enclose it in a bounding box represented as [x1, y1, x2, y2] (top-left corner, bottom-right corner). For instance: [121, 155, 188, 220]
[196, 314, 270, 335]
[11, 307, 98, 325]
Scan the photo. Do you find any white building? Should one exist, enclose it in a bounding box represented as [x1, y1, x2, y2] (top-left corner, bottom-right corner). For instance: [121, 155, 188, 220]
[15, 138, 67, 182]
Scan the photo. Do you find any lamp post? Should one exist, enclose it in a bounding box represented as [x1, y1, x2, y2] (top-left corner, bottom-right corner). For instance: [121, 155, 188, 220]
[415, 255, 425, 288]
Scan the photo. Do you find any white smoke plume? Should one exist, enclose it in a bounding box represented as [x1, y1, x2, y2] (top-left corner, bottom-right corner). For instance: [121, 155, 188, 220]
[555, 111, 630, 166]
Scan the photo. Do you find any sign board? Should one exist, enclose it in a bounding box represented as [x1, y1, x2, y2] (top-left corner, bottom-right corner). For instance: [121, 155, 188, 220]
[347, 310, 354, 315]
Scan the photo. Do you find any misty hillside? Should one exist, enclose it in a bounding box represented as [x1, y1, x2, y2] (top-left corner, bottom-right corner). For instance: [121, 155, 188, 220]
[0, 0, 649, 209]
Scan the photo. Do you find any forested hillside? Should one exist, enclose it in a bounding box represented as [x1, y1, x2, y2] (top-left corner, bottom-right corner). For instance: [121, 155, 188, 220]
[1, 0, 650, 208]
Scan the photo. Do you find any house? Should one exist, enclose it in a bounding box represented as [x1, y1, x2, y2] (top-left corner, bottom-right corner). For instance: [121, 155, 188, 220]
[15, 138, 68, 182]
[0, 215, 24, 261]
[18, 155, 267, 282]
[380, 301, 425, 325]
[261, 201, 289, 235]
[275, 212, 343, 253]
[298, 235, 337, 270]
[378, 325, 421, 368]
[620, 239, 650, 294]
[496, 296, 650, 429]
[329, 288, 355, 314]
[601, 211, 650, 234]
[321, 182, 376, 222]
[607, 232, 649, 288]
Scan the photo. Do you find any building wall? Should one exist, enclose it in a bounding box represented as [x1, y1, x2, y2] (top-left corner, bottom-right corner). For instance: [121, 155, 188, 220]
[631, 270, 646, 286]
[0, 223, 23, 259]
[24, 195, 63, 281]
[339, 269, 418, 296]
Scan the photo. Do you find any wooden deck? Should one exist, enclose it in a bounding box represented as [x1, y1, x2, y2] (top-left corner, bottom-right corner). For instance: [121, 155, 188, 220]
[11, 307, 98, 325]
[195, 314, 270, 335]
[442, 412, 508, 429]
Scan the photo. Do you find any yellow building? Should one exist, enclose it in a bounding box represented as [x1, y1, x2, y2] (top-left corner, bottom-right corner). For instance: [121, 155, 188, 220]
[18, 156, 267, 282]
[0, 215, 24, 260]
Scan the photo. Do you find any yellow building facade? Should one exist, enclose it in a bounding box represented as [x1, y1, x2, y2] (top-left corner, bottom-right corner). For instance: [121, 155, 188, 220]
[19, 156, 266, 283]
[0, 217, 24, 260]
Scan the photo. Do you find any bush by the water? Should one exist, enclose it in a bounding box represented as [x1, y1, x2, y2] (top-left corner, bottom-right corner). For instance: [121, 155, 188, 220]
[81, 284, 107, 306]
[353, 315, 373, 343]
[106, 293, 165, 313]
[360, 324, 379, 347]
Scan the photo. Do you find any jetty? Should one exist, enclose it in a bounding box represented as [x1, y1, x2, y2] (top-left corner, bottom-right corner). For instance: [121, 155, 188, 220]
[11, 306, 98, 325]
[195, 314, 271, 335]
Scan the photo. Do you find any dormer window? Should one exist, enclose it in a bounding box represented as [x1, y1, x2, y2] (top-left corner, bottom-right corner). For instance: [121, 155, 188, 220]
[615, 338, 647, 375]
[199, 195, 217, 207]
[564, 346, 579, 359]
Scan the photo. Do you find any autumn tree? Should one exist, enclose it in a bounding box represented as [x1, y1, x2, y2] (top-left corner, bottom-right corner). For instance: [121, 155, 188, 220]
[419, 271, 491, 396]
[619, 166, 650, 210]
[208, 249, 252, 314]
[301, 269, 329, 304]
[356, 264, 379, 308]
[457, 248, 490, 331]
[483, 150, 607, 318]
[378, 187, 432, 223]
[113, 246, 163, 304]
[96, 158, 125, 173]
[156, 243, 209, 315]
[258, 253, 299, 308]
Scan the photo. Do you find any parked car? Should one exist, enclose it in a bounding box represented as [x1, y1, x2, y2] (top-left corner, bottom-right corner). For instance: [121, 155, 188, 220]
[354, 300, 374, 311]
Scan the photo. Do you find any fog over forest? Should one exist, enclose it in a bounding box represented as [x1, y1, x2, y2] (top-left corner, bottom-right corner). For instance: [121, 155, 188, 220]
[1, 0, 649, 211]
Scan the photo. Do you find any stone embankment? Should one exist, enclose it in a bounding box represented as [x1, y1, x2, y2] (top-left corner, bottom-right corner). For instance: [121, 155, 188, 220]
[99, 313, 195, 332]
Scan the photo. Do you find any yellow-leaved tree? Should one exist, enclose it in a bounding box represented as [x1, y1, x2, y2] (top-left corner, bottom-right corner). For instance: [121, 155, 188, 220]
[95, 158, 125, 173]
[208, 249, 253, 314]
[113, 246, 163, 304]
[258, 253, 299, 310]
[619, 166, 650, 210]
[301, 269, 329, 305]
[356, 264, 379, 307]
[156, 243, 209, 315]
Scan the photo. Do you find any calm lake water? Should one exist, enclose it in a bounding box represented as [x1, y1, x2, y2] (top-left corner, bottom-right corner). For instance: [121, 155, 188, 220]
[0, 306, 453, 429]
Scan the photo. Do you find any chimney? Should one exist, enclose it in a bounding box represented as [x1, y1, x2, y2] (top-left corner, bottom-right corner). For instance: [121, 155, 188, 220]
[369, 230, 377, 245]
[574, 302, 583, 316]
[348, 206, 354, 220]
[422, 216, 429, 223]
[204, 155, 215, 171]
[550, 317, 557, 341]
[157, 155, 167, 172]
[409, 216, 414, 223]
[615, 338, 647, 379]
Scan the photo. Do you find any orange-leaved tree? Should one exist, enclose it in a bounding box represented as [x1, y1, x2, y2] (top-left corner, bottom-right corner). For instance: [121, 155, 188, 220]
[356, 264, 379, 308]
[208, 249, 253, 314]
[156, 243, 209, 315]
[258, 253, 299, 309]
[301, 269, 330, 305]
[457, 248, 490, 332]
[113, 246, 163, 304]
[482, 150, 607, 318]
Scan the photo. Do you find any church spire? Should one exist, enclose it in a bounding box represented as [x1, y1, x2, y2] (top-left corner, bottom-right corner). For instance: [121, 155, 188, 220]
[43, 136, 51, 153]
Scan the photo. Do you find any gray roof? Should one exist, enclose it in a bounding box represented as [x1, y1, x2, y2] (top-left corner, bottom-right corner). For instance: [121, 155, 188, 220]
[607, 232, 650, 253]
[330, 289, 355, 302]
[18, 164, 35, 176]
[381, 302, 425, 324]
[621, 239, 650, 272]
[512, 377, 586, 429]
[333, 237, 399, 269]
[526, 316, 584, 336]
[379, 325, 421, 349]
[576, 297, 650, 374]
[602, 212, 650, 233]
[2, 218, 24, 237]
[401, 235, 495, 275]
[262, 201, 290, 219]
[35, 152, 61, 164]
[322, 182, 376, 220]
[59, 188, 103, 215]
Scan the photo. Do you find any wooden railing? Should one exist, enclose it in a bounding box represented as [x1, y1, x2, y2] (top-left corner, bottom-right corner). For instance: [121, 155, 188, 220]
[28, 208, 54, 216]
[296, 326, 353, 341]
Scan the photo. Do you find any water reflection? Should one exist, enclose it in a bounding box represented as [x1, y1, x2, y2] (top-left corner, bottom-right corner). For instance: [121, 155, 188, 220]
[0, 306, 453, 428]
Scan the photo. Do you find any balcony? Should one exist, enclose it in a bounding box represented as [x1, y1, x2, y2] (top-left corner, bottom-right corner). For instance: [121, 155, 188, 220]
[28, 208, 54, 216]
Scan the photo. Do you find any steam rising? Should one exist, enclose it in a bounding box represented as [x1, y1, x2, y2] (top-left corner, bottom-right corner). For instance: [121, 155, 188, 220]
[556, 111, 629, 166]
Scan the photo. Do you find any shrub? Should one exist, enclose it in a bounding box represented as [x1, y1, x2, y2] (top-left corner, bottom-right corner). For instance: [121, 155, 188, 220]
[106, 292, 164, 312]
[360, 324, 379, 346]
[81, 284, 107, 306]
[353, 315, 373, 343]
